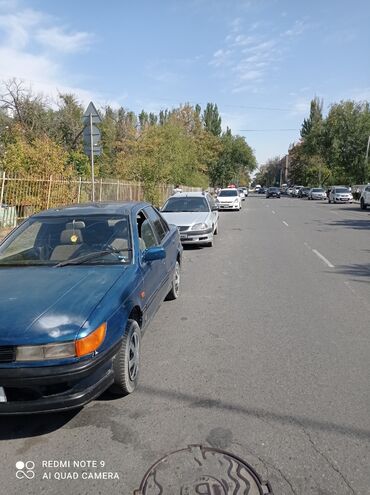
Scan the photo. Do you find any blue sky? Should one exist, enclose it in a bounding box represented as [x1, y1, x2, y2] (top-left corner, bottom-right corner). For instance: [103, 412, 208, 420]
[0, 0, 369, 165]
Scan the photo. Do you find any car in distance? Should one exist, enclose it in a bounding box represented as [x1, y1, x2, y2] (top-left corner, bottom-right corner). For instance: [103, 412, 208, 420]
[308, 188, 327, 200]
[0, 202, 182, 414]
[328, 186, 353, 203]
[238, 188, 246, 201]
[161, 192, 218, 247]
[257, 187, 266, 194]
[291, 186, 304, 197]
[240, 187, 249, 197]
[360, 184, 370, 209]
[216, 188, 242, 210]
[266, 187, 281, 198]
[297, 187, 310, 198]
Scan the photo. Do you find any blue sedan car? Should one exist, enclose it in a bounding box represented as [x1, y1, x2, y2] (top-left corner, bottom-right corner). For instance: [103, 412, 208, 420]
[0, 202, 182, 414]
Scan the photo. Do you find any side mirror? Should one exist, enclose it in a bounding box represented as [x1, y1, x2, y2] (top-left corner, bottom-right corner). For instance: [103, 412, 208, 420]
[142, 246, 166, 262]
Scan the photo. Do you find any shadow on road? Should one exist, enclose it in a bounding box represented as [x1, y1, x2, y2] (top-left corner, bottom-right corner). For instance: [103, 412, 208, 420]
[0, 409, 81, 440]
[334, 263, 370, 280]
[137, 384, 370, 442]
[326, 218, 370, 231]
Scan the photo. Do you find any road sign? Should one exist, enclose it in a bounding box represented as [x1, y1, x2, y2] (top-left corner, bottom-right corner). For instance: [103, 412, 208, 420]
[82, 102, 102, 125]
[82, 102, 102, 201]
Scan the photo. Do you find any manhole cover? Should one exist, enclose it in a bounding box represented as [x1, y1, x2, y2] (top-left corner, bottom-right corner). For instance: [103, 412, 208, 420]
[134, 445, 273, 494]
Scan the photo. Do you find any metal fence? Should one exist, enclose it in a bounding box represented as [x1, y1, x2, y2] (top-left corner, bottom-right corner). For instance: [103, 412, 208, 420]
[0, 171, 201, 228]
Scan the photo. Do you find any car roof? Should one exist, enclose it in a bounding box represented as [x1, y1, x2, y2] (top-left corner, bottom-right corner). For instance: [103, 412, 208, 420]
[169, 192, 208, 198]
[32, 201, 151, 218]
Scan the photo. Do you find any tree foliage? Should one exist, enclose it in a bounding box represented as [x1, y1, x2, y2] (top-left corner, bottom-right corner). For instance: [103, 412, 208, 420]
[0, 80, 257, 198]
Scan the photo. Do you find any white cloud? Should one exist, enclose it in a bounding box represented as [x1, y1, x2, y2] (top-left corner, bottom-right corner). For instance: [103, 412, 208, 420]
[36, 27, 93, 53]
[0, 4, 117, 109]
[209, 48, 233, 67]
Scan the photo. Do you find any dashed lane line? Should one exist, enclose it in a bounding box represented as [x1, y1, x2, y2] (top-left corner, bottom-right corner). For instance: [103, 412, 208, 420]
[282, 221, 289, 227]
[312, 249, 335, 268]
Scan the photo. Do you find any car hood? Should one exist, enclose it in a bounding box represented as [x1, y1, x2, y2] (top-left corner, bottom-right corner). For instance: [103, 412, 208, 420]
[217, 196, 238, 203]
[161, 211, 211, 227]
[0, 266, 126, 345]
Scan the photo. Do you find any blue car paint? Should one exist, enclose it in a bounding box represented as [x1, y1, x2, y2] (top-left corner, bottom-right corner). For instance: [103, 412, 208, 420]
[0, 201, 182, 412]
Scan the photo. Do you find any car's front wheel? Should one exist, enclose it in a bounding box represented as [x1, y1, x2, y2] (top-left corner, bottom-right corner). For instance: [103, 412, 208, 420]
[165, 261, 180, 300]
[110, 319, 141, 396]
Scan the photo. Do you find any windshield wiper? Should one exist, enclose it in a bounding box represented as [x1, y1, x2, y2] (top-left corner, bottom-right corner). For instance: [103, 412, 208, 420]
[54, 247, 132, 268]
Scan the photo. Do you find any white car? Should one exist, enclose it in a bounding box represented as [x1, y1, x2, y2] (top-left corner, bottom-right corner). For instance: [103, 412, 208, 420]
[216, 188, 242, 210]
[238, 188, 246, 201]
[287, 187, 294, 196]
[308, 188, 327, 200]
[360, 184, 370, 209]
[161, 192, 219, 247]
[328, 186, 353, 204]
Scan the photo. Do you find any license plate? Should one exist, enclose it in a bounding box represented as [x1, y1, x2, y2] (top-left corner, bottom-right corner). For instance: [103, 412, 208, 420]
[0, 387, 7, 402]
[180, 234, 188, 240]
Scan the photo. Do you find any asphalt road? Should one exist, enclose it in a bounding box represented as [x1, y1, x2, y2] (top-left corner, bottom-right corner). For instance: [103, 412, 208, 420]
[1, 195, 369, 495]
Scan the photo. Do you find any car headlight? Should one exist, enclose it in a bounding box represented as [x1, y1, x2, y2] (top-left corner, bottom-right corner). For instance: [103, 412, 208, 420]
[16, 322, 107, 361]
[191, 223, 208, 231]
[233, 198, 239, 203]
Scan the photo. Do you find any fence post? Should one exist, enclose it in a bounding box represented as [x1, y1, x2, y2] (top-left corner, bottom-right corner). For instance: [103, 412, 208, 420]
[0, 171, 5, 226]
[116, 180, 120, 201]
[99, 178, 103, 202]
[46, 175, 53, 209]
[77, 177, 82, 203]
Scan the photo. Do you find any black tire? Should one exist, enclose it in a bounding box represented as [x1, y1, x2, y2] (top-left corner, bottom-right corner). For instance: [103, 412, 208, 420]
[214, 223, 218, 235]
[328, 198, 331, 204]
[110, 319, 141, 396]
[165, 261, 180, 300]
[360, 198, 367, 210]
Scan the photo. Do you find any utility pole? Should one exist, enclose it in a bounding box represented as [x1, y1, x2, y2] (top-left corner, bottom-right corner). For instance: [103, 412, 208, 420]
[365, 135, 370, 183]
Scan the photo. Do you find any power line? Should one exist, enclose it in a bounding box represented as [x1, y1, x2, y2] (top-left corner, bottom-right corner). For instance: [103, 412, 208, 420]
[237, 128, 300, 132]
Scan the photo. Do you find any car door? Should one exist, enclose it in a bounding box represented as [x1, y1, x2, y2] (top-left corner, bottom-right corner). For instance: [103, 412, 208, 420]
[207, 194, 218, 232]
[136, 209, 166, 324]
[144, 206, 174, 300]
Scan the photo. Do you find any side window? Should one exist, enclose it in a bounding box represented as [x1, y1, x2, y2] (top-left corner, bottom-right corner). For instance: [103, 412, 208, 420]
[154, 207, 170, 235]
[207, 194, 215, 210]
[145, 207, 167, 242]
[136, 210, 157, 251]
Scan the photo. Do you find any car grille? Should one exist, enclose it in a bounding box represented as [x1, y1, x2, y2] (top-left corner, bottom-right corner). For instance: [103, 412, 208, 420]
[0, 346, 16, 363]
[178, 226, 189, 232]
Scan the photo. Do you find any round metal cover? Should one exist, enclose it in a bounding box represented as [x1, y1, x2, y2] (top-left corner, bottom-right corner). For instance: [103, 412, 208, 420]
[135, 444, 273, 495]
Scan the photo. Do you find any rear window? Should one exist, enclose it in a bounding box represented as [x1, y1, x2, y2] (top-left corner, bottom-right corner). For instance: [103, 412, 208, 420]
[219, 190, 238, 197]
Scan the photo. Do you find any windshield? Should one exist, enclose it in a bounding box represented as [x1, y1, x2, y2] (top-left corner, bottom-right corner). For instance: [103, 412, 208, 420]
[335, 188, 349, 193]
[269, 187, 279, 191]
[312, 188, 325, 192]
[218, 190, 238, 197]
[0, 214, 132, 266]
[162, 197, 210, 212]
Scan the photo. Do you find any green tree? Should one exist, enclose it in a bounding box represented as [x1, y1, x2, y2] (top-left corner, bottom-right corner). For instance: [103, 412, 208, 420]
[203, 103, 222, 136]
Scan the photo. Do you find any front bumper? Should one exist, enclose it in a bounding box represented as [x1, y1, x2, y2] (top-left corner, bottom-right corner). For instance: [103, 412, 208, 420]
[217, 203, 239, 209]
[180, 227, 213, 244]
[0, 340, 121, 414]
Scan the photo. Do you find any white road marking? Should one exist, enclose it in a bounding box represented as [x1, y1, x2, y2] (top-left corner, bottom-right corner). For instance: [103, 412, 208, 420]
[312, 249, 335, 268]
[272, 210, 276, 214]
[282, 221, 289, 226]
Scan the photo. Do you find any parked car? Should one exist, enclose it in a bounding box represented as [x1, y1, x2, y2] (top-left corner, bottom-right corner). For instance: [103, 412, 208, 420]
[360, 184, 370, 209]
[287, 187, 294, 196]
[266, 187, 281, 198]
[308, 188, 327, 200]
[257, 187, 266, 194]
[328, 186, 353, 204]
[241, 187, 249, 197]
[216, 188, 242, 210]
[255, 185, 262, 193]
[291, 186, 304, 197]
[0, 202, 182, 414]
[161, 192, 218, 247]
[297, 187, 310, 198]
[238, 188, 246, 201]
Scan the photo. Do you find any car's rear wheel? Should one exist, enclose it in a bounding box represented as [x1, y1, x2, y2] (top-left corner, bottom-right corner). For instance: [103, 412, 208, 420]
[165, 261, 180, 300]
[110, 319, 141, 396]
[361, 198, 367, 209]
